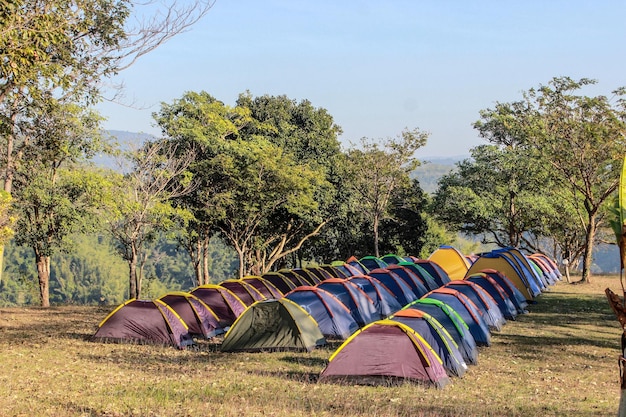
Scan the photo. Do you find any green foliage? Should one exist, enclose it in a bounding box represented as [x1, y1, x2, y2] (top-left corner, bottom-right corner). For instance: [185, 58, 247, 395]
[158, 91, 343, 276]
[344, 128, 429, 257]
[475, 77, 626, 281]
[433, 144, 557, 250]
[0, 232, 237, 306]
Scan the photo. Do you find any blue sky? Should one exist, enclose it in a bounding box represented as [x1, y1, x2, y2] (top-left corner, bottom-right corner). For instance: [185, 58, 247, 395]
[97, 0, 626, 157]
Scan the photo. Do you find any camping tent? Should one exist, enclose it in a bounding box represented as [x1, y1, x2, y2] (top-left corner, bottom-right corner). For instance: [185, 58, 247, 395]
[396, 262, 440, 291]
[241, 276, 284, 298]
[317, 278, 379, 326]
[413, 259, 451, 287]
[189, 284, 247, 327]
[277, 269, 314, 287]
[391, 309, 468, 378]
[359, 256, 389, 271]
[429, 246, 471, 280]
[345, 256, 369, 274]
[220, 298, 326, 352]
[385, 264, 430, 297]
[283, 268, 321, 285]
[465, 252, 540, 300]
[464, 273, 519, 320]
[423, 288, 491, 346]
[219, 280, 266, 306]
[367, 268, 418, 307]
[284, 286, 359, 340]
[261, 272, 298, 295]
[319, 264, 350, 279]
[345, 275, 403, 318]
[158, 292, 224, 338]
[381, 254, 406, 265]
[443, 280, 506, 331]
[480, 269, 529, 314]
[92, 299, 194, 349]
[318, 320, 450, 388]
[404, 298, 479, 365]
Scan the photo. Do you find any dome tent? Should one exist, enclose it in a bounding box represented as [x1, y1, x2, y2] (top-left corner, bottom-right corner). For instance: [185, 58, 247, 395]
[92, 299, 194, 349]
[221, 298, 326, 352]
[319, 320, 450, 388]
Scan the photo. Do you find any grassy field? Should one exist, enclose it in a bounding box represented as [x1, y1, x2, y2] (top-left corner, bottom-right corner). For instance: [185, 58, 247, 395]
[0, 275, 624, 416]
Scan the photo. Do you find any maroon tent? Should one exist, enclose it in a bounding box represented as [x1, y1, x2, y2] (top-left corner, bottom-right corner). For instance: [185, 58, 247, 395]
[158, 292, 224, 338]
[219, 280, 267, 306]
[189, 284, 247, 327]
[319, 320, 450, 388]
[92, 299, 194, 349]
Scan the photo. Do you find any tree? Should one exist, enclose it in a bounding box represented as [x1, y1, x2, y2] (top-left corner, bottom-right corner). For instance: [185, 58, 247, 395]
[345, 128, 428, 257]
[476, 77, 626, 283]
[1, 0, 213, 193]
[9, 99, 111, 307]
[157, 91, 340, 277]
[234, 93, 344, 271]
[1, 0, 214, 304]
[378, 178, 430, 257]
[214, 137, 326, 277]
[153, 91, 254, 285]
[106, 140, 195, 299]
[433, 144, 558, 252]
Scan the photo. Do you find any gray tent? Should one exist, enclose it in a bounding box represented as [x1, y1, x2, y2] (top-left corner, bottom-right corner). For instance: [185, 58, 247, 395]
[221, 298, 326, 352]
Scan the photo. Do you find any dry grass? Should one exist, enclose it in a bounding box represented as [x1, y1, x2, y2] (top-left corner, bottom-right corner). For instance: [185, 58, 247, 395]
[0, 275, 623, 416]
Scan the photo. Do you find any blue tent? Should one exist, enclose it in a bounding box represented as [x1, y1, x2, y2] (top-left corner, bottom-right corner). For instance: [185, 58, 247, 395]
[385, 264, 430, 298]
[391, 309, 468, 378]
[465, 273, 519, 320]
[285, 286, 358, 340]
[346, 275, 403, 318]
[367, 268, 418, 307]
[404, 298, 479, 365]
[317, 278, 379, 327]
[423, 288, 491, 346]
[443, 280, 506, 331]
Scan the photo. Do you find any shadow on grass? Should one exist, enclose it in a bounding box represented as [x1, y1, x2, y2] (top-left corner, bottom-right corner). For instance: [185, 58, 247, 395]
[280, 355, 328, 367]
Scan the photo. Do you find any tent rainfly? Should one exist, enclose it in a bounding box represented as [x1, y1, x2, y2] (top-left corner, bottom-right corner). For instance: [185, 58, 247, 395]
[319, 320, 450, 388]
[92, 299, 194, 349]
[220, 298, 326, 352]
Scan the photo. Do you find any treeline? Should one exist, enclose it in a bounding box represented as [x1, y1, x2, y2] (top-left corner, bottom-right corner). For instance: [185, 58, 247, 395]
[0, 234, 239, 306]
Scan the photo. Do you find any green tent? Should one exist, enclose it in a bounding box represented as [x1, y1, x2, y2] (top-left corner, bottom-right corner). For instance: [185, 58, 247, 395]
[220, 298, 326, 352]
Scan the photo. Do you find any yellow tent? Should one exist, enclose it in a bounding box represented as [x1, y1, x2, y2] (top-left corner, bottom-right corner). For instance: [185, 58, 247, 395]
[429, 246, 471, 280]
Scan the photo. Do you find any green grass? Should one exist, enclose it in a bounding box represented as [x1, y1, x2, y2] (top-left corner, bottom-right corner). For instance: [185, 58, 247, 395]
[0, 275, 623, 416]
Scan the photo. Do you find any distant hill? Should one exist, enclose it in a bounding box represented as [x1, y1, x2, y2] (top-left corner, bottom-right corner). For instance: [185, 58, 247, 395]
[413, 156, 466, 194]
[91, 130, 155, 170]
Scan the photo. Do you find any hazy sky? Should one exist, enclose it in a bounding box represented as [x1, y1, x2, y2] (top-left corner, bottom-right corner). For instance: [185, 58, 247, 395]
[97, 1, 626, 157]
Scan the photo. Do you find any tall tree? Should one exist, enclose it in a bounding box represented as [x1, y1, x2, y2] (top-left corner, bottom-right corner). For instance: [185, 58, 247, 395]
[476, 77, 626, 283]
[214, 137, 326, 277]
[10, 99, 111, 306]
[106, 140, 195, 299]
[1, 0, 213, 194]
[433, 144, 557, 251]
[235, 93, 344, 271]
[157, 92, 340, 277]
[153, 91, 253, 285]
[345, 128, 428, 257]
[1, 0, 214, 303]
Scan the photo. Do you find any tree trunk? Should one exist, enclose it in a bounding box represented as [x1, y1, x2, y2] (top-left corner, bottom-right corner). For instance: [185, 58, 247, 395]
[202, 236, 210, 284]
[579, 214, 596, 283]
[191, 238, 202, 286]
[373, 215, 380, 258]
[128, 245, 138, 299]
[35, 252, 51, 307]
[236, 247, 245, 279]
